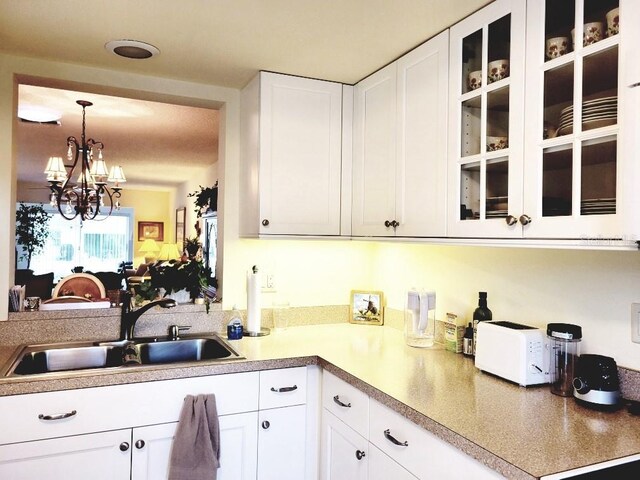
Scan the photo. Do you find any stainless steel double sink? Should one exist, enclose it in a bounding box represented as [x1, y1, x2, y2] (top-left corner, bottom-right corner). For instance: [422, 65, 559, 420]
[1, 335, 243, 377]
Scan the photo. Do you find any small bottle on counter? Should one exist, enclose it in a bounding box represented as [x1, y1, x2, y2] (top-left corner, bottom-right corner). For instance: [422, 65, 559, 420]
[463, 323, 474, 356]
[472, 292, 492, 355]
[227, 305, 244, 340]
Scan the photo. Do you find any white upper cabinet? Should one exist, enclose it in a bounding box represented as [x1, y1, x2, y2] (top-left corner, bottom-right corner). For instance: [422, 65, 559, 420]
[353, 31, 449, 237]
[522, 0, 639, 243]
[353, 63, 398, 236]
[240, 72, 344, 236]
[447, 0, 526, 238]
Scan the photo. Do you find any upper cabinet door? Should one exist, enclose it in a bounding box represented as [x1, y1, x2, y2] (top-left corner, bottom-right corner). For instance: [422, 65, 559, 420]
[395, 30, 449, 237]
[258, 72, 343, 235]
[447, 0, 526, 238]
[353, 30, 449, 238]
[522, 0, 637, 242]
[352, 63, 398, 236]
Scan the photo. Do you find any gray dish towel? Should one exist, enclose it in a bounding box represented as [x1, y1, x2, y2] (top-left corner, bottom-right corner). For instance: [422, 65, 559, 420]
[168, 393, 221, 480]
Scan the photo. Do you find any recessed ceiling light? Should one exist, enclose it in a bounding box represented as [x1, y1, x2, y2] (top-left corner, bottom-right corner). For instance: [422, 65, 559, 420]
[105, 40, 160, 59]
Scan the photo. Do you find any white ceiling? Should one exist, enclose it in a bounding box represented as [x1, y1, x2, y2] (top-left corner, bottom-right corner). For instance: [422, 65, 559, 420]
[0, 0, 490, 88]
[4, 0, 491, 191]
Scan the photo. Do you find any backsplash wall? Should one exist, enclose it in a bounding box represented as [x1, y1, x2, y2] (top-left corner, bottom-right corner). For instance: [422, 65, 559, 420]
[228, 239, 640, 370]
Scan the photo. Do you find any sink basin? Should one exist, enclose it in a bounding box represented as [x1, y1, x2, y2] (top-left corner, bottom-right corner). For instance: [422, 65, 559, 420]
[1, 335, 243, 377]
[3, 342, 125, 376]
[135, 337, 237, 364]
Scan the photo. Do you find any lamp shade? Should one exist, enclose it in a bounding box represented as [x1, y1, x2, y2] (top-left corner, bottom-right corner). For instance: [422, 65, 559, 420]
[44, 156, 67, 182]
[139, 238, 160, 253]
[108, 165, 126, 185]
[157, 243, 181, 260]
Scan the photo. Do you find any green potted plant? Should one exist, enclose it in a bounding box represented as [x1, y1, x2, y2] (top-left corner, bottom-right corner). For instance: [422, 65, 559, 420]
[149, 258, 211, 301]
[15, 203, 52, 269]
[183, 236, 202, 259]
[188, 182, 218, 218]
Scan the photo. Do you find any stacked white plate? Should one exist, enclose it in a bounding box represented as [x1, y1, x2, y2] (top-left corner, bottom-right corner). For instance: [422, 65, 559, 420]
[557, 96, 617, 135]
[581, 197, 616, 215]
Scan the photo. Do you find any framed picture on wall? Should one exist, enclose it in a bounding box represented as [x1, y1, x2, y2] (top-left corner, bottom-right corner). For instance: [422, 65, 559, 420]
[138, 221, 164, 241]
[176, 207, 186, 249]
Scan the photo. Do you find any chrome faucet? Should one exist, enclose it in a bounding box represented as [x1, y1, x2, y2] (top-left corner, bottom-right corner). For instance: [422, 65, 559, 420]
[120, 292, 177, 341]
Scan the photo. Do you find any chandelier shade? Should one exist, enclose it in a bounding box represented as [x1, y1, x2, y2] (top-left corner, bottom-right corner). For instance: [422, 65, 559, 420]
[45, 100, 125, 221]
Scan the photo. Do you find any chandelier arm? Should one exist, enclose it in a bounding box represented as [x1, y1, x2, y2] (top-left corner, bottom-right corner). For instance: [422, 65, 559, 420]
[55, 187, 80, 221]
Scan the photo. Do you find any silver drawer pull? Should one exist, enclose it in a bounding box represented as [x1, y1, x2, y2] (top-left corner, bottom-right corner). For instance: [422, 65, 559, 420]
[384, 429, 408, 447]
[333, 395, 352, 408]
[38, 410, 77, 421]
[270, 385, 298, 393]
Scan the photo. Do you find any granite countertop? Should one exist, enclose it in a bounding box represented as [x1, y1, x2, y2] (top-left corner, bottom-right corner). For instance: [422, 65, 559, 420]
[1, 324, 639, 479]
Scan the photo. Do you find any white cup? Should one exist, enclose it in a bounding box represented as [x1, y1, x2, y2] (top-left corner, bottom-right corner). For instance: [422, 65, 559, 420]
[467, 70, 482, 90]
[487, 136, 508, 151]
[487, 59, 509, 83]
[606, 8, 619, 37]
[272, 302, 290, 330]
[571, 22, 603, 47]
[546, 36, 569, 60]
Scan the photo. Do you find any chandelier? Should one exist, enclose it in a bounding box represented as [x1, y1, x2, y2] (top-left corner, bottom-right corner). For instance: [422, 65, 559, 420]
[44, 100, 126, 221]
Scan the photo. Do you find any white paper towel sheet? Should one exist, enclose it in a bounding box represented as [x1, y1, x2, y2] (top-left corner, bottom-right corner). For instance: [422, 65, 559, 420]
[246, 268, 261, 333]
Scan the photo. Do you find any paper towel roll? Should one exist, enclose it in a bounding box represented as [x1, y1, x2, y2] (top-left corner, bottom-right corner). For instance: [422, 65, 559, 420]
[246, 266, 261, 333]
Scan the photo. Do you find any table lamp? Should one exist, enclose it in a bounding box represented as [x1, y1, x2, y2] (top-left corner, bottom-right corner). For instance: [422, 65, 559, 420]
[139, 239, 160, 263]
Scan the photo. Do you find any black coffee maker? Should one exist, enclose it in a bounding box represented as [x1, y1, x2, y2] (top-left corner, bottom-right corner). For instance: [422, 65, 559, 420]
[573, 354, 621, 410]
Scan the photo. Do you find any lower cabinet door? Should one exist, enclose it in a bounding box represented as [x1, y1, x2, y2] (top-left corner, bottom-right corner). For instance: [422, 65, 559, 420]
[258, 404, 307, 480]
[368, 444, 418, 480]
[0, 429, 132, 480]
[131, 422, 177, 480]
[321, 409, 368, 480]
[130, 412, 258, 480]
[217, 411, 259, 480]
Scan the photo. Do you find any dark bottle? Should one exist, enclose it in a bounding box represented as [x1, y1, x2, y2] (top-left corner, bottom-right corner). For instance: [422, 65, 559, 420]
[463, 323, 474, 356]
[472, 292, 492, 356]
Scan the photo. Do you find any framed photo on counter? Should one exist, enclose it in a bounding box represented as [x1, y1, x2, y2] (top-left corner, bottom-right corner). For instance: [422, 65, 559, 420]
[350, 290, 384, 325]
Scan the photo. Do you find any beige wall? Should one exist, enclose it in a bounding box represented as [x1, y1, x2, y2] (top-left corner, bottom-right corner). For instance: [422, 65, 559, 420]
[1, 53, 639, 372]
[123, 188, 172, 266]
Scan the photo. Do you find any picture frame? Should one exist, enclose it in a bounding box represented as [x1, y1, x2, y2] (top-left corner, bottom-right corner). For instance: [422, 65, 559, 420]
[138, 221, 164, 242]
[175, 207, 186, 249]
[350, 290, 384, 326]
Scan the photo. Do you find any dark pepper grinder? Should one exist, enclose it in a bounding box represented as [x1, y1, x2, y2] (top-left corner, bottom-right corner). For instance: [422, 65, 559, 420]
[472, 292, 492, 356]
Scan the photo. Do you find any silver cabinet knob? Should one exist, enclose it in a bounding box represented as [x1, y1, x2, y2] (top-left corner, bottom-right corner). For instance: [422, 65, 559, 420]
[262, 420, 270, 430]
[262, 219, 269, 226]
[119, 442, 130, 452]
[519, 214, 532, 226]
[355, 450, 366, 460]
[135, 440, 145, 449]
[505, 215, 518, 226]
[384, 220, 392, 228]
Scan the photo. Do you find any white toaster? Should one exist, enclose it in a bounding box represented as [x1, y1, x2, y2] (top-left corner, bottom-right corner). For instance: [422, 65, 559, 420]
[475, 321, 549, 386]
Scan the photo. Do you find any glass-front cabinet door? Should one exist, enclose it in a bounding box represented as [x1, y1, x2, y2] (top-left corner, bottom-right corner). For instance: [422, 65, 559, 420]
[448, 0, 526, 237]
[523, 0, 638, 242]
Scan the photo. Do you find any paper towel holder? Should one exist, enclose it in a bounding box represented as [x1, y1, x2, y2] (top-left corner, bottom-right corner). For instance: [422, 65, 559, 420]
[245, 327, 271, 337]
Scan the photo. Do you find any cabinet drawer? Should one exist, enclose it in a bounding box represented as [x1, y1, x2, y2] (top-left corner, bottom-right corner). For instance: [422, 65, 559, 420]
[369, 398, 502, 479]
[259, 367, 307, 409]
[0, 371, 259, 445]
[322, 371, 369, 438]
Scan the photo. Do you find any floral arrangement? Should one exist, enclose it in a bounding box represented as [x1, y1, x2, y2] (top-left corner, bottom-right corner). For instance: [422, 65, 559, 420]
[149, 259, 211, 299]
[188, 182, 218, 218]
